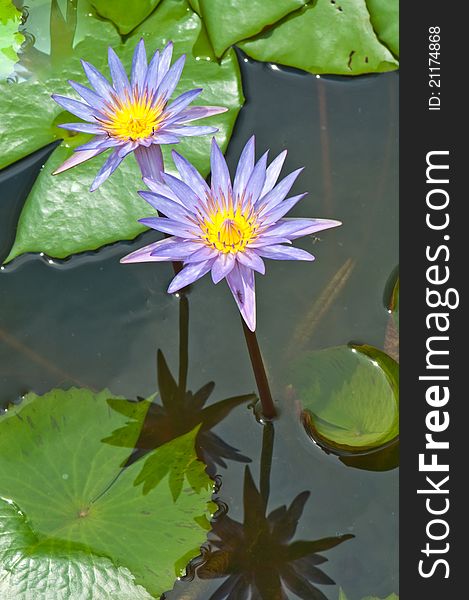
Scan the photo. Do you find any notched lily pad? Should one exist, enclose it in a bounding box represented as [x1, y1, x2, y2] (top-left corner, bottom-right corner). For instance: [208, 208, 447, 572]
[199, 0, 307, 57]
[239, 0, 398, 75]
[0, 387, 214, 599]
[91, 0, 163, 35]
[366, 0, 399, 57]
[290, 344, 399, 454]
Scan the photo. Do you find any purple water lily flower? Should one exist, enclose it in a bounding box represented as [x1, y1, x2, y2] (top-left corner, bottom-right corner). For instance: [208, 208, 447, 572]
[121, 137, 341, 331]
[51, 39, 227, 190]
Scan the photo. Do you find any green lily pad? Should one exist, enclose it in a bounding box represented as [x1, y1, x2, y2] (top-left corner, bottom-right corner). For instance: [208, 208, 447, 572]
[366, 0, 399, 57]
[91, 0, 163, 35]
[390, 277, 399, 331]
[291, 344, 399, 451]
[4, 0, 243, 263]
[0, 498, 153, 599]
[239, 0, 398, 75]
[0, 388, 214, 598]
[0, 0, 24, 79]
[199, 0, 307, 57]
[339, 590, 399, 600]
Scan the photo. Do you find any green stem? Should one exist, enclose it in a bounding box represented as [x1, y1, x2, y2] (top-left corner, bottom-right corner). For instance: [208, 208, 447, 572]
[241, 319, 277, 420]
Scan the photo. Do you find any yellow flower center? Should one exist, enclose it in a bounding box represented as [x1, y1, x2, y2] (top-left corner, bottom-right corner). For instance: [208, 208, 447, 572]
[201, 205, 258, 253]
[101, 92, 164, 141]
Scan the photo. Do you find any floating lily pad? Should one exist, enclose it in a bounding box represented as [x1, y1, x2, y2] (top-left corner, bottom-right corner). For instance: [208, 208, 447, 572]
[239, 0, 398, 75]
[389, 277, 399, 331]
[3, 0, 243, 262]
[199, 0, 307, 57]
[339, 590, 399, 600]
[91, 0, 163, 35]
[0, 388, 214, 598]
[0, 0, 24, 79]
[291, 344, 399, 452]
[366, 0, 399, 57]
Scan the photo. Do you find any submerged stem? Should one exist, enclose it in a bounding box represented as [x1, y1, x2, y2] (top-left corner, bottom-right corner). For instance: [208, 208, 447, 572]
[241, 319, 277, 420]
[178, 294, 189, 399]
[259, 421, 274, 513]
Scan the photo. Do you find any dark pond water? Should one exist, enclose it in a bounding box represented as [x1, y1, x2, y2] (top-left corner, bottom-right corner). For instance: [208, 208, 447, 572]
[0, 56, 398, 599]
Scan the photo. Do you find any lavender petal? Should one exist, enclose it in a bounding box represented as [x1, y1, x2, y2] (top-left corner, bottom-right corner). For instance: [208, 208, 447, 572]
[211, 252, 235, 284]
[226, 263, 256, 331]
[144, 49, 160, 92]
[138, 191, 192, 221]
[161, 172, 202, 210]
[157, 54, 185, 102]
[108, 47, 130, 95]
[210, 138, 232, 200]
[167, 260, 214, 293]
[263, 218, 342, 240]
[90, 150, 124, 191]
[233, 135, 255, 199]
[139, 216, 197, 238]
[257, 168, 304, 213]
[131, 38, 148, 91]
[68, 80, 106, 110]
[121, 238, 199, 263]
[81, 59, 114, 101]
[52, 148, 105, 175]
[242, 151, 268, 207]
[261, 149, 288, 196]
[236, 250, 266, 274]
[57, 122, 102, 134]
[142, 176, 181, 204]
[172, 151, 211, 199]
[165, 125, 218, 137]
[174, 105, 228, 123]
[260, 193, 308, 226]
[254, 245, 315, 261]
[51, 94, 97, 121]
[164, 89, 203, 120]
[157, 41, 174, 87]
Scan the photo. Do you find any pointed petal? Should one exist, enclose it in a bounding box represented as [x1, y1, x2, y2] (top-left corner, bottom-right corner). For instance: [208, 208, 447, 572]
[257, 168, 304, 213]
[174, 105, 228, 123]
[144, 48, 160, 92]
[226, 263, 256, 331]
[108, 46, 130, 95]
[242, 151, 268, 206]
[81, 59, 114, 100]
[157, 41, 174, 87]
[142, 176, 181, 204]
[210, 138, 231, 200]
[184, 246, 218, 263]
[51, 94, 98, 121]
[164, 88, 203, 120]
[260, 193, 307, 225]
[261, 149, 287, 196]
[167, 260, 214, 293]
[75, 135, 115, 152]
[138, 191, 191, 220]
[236, 250, 265, 274]
[233, 135, 255, 199]
[263, 218, 342, 240]
[172, 151, 210, 198]
[157, 54, 185, 102]
[68, 80, 106, 110]
[151, 132, 181, 144]
[90, 150, 124, 191]
[57, 122, 102, 134]
[162, 172, 202, 210]
[120, 238, 197, 263]
[139, 216, 197, 238]
[52, 148, 104, 175]
[164, 125, 217, 137]
[211, 252, 235, 284]
[131, 38, 148, 91]
[254, 244, 314, 261]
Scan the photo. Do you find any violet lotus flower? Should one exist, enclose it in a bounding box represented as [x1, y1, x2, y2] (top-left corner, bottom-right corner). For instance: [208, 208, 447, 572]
[51, 39, 227, 190]
[121, 137, 341, 331]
